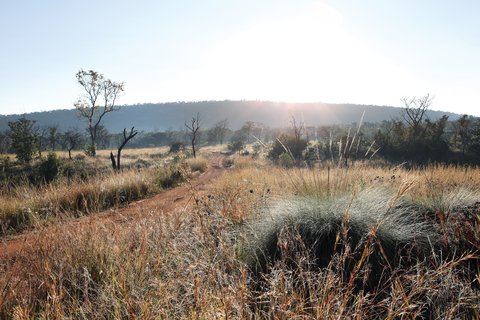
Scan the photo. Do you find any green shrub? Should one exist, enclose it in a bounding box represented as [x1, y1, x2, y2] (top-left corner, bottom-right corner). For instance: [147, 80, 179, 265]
[83, 144, 96, 157]
[60, 159, 89, 182]
[268, 134, 307, 163]
[38, 152, 61, 183]
[169, 142, 185, 153]
[278, 152, 294, 168]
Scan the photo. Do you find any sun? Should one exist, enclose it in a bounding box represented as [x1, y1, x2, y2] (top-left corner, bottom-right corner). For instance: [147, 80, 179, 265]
[166, 2, 422, 108]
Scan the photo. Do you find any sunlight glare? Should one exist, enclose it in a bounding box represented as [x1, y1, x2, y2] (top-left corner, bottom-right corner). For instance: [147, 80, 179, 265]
[169, 2, 424, 107]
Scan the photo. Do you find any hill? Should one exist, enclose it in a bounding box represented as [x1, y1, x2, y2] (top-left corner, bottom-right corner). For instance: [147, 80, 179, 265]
[0, 100, 460, 132]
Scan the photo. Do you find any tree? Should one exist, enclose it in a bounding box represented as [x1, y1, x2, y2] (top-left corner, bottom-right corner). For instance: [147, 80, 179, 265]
[48, 125, 59, 151]
[74, 69, 124, 156]
[207, 119, 229, 145]
[185, 113, 201, 158]
[110, 127, 138, 171]
[61, 129, 84, 159]
[240, 121, 255, 144]
[0, 131, 11, 154]
[8, 117, 37, 163]
[94, 125, 111, 150]
[455, 115, 473, 156]
[290, 114, 305, 141]
[34, 127, 48, 158]
[401, 94, 432, 139]
[468, 118, 480, 157]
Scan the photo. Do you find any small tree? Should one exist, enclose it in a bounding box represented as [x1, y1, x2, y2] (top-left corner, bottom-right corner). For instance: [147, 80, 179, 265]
[468, 118, 480, 157]
[110, 127, 138, 170]
[61, 129, 84, 159]
[210, 118, 229, 144]
[34, 127, 48, 158]
[74, 69, 124, 156]
[185, 113, 201, 158]
[94, 125, 111, 150]
[240, 121, 255, 144]
[8, 117, 37, 163]
[48, 125, 59, 151]
[456, 115, 473, 156]
[401, 94, 432, 139]
[290, 114, 305, 141]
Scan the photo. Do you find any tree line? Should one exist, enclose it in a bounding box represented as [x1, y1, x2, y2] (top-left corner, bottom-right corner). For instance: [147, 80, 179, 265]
[2, 109, 480, 166]
[1, 71, 479, 167]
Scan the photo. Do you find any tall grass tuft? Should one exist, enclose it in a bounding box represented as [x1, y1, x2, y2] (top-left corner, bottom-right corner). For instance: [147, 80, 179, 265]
[243, 188, 440, 289]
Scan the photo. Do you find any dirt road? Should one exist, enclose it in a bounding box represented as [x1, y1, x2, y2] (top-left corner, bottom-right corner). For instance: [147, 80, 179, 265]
[0, 153, 227, 260]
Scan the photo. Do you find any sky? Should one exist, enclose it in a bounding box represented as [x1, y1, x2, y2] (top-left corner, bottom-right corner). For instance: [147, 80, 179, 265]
[1, 0, 479, 116]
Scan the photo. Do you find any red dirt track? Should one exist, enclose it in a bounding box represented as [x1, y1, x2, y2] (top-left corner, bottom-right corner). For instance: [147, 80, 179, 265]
[0, 153, 227, 261]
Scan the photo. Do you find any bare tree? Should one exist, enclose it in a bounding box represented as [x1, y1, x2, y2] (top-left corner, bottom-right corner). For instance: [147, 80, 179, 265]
[74, 69, 124, 156]
[61, 129, 84, 160]
[111, 127, 138, 170]
[185, 113, 201, 158]
[401, 94, 432, 132]
[290, 114, 305, 141]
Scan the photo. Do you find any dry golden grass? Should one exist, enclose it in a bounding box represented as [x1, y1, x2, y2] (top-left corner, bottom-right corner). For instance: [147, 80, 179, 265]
[0, 168, 156, 235]
[56, 146, 169, 159]
[0, 148, 213, 235]
[1, 154, 479, 318]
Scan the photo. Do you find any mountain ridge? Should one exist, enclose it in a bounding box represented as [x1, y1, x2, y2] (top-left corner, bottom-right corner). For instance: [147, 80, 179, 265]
[0, 100, 461, 132]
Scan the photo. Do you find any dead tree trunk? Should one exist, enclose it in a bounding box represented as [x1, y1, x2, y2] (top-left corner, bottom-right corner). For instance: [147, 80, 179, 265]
[185, 113, 201, 158]
[113, 127, 138, 170]
[110, 151, 117, 169]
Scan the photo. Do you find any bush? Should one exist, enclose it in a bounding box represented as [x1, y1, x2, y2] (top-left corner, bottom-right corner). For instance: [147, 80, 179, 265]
[268, 134, 307, 163]
[187, 157, 208, 173]
[169, 142, 185, 153]
[38, 152, 61, 183]
[60, 159, 89, 182]
[228, 140, 245, 153]
[156, 162, 188, 189]
[83, 144, 96, 157]
[278, 152, 294, 167]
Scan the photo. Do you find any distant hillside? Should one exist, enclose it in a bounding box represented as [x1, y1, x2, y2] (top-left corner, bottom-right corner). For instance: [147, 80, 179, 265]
[0, 100, 460, 132]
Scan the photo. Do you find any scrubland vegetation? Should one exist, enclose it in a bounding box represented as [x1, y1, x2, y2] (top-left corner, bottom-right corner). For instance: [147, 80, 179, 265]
[1, 145, 479, 318]
[0, 93, 479, 319]
[0, 148, 208, 236]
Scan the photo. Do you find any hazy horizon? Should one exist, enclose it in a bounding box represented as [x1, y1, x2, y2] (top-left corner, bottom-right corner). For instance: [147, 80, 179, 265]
[1, 1, 479, 116]
[0, 99, 462, 118]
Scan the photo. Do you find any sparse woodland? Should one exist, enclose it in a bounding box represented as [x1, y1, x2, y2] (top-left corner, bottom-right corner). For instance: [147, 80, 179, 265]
[0, 100, 479, 318]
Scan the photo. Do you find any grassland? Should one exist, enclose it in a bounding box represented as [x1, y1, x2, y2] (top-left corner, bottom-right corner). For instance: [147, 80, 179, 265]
[0, 148, 479, 319]
[0, 147, 212, 235]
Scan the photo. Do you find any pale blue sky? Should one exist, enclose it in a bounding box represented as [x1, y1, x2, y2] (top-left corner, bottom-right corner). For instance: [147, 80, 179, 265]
[1, 0, 479, 116]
